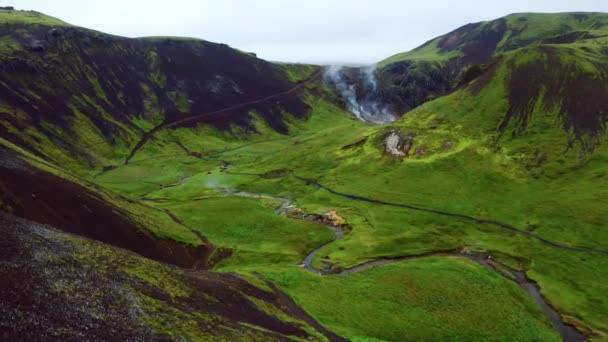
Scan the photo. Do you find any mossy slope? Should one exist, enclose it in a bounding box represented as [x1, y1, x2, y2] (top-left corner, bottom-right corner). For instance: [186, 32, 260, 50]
[0, 212, 340, 341]
[0, 9, 313, 173]
[377, 12, 608, 116]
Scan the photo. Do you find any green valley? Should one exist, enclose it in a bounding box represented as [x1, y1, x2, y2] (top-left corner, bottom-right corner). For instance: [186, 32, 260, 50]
[1, 7, 607, 342]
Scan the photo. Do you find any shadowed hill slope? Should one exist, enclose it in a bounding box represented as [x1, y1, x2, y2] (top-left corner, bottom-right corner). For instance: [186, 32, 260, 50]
[0, 212, 344, 341]
[0, 144, 211, 268]
[375, 12, 608, 116]
[0, 9, 314, 172]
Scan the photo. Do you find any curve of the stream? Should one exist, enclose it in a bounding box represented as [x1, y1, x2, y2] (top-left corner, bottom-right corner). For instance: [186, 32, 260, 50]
[294, 175, 608, 256]
[224, 189, 587, 342]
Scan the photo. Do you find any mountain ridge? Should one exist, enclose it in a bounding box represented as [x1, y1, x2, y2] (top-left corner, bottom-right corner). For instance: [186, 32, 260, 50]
[373, 11, 608, 117]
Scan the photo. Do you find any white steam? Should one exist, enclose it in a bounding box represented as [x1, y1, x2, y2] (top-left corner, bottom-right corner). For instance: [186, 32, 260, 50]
[324, 64, 395, 124]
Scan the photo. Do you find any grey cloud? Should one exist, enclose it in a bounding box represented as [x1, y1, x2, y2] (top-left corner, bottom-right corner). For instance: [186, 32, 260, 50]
[12, 0, 608, 64]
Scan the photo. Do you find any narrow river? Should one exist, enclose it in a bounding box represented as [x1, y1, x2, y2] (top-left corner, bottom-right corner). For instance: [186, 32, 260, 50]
[224, 189, 587, 342]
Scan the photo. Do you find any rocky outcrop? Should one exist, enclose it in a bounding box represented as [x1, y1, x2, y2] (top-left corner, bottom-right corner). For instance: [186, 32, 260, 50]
[384, 130, 415, 157]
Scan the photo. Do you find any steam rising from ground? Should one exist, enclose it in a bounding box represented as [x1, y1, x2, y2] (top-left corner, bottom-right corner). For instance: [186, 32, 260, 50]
[324, 65, 395, 124]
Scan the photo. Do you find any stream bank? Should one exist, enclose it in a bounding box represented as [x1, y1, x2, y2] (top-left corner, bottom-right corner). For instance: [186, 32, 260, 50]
[223, 188, 587, 342]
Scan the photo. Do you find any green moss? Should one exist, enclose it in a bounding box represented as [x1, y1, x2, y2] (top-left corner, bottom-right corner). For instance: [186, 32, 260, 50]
[0, 36, 22, 54]
[0, 9, 69, 26]
[134, 83, 164, 130]
[84, 68, 110, 104]
[278, 63, 318, 82]
[146, 50, 167, 89]
[176, 92, 190, 113]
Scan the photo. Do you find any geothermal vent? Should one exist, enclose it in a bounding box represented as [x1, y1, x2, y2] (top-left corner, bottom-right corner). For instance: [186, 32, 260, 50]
[324, 65, 396, 124]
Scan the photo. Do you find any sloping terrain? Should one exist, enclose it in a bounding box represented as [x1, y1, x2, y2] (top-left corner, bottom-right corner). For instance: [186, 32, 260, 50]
[376, 12, 608, 116]
[0, 212, 342, 341]
[0, 9, 315, 172]
[2, 7, 608, 342]
[0, 144, 210, 268]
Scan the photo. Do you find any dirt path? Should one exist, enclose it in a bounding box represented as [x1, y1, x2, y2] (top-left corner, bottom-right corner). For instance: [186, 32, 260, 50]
[124, 69, 322, 164]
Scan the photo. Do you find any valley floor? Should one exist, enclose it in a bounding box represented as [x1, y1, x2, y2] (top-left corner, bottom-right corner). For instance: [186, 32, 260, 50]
[90, 97, 607, 341]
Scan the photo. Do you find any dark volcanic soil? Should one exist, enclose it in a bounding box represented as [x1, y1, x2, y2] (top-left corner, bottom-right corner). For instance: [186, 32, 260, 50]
[501, 46, 608, 150]
[0, 212, 342, 341]
[0, 147, 210, 269]
[0, 23, 311, 168]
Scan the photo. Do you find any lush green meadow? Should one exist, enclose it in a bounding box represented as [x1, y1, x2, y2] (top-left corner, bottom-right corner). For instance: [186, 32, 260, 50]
[259, 258, 559, 341]
[93, 83, 608, 339]
[4, 8, 608, 340]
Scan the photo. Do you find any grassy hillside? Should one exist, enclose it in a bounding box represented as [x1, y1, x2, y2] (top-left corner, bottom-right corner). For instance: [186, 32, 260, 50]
[2, 9, 608, 341]
[0, 9, 68, 26]
[0, 9, 315, 174]
[376, 12, 608, 116]
[0, 212, 339, 341]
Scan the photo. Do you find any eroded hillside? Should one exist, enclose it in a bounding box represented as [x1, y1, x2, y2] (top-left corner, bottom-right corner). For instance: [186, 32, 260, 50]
[0, 9, 317, 171]
[376, 12, 608, 117]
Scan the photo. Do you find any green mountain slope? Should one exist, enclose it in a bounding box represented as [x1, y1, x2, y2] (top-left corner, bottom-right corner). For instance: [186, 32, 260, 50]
[377, 12, 608, 116]
[2, 8, 608, 342]
[381, 12, 608, 66]
[0, 9, 316, 173]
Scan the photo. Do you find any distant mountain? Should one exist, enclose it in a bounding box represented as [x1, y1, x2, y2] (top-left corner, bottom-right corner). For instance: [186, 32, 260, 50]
[375, 12, 608, 116]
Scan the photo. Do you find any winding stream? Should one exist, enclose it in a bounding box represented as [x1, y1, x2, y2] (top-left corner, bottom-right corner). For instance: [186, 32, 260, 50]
[224, 189, 587, 342]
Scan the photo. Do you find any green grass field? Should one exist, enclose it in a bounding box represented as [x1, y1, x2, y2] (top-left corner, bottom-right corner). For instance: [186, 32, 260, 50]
[91, 82, 608, 340]
[260, 258, 559, 341]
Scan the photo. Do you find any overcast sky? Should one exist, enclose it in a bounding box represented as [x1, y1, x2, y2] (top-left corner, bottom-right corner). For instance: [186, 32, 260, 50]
[11, 0, 608, 64]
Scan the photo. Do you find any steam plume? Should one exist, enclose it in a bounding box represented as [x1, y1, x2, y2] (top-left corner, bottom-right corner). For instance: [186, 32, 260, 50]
[324, 64, 395, 124]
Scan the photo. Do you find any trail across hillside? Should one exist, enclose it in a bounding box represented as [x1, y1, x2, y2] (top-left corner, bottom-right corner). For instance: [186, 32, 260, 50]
[124, 69, 323, 164]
